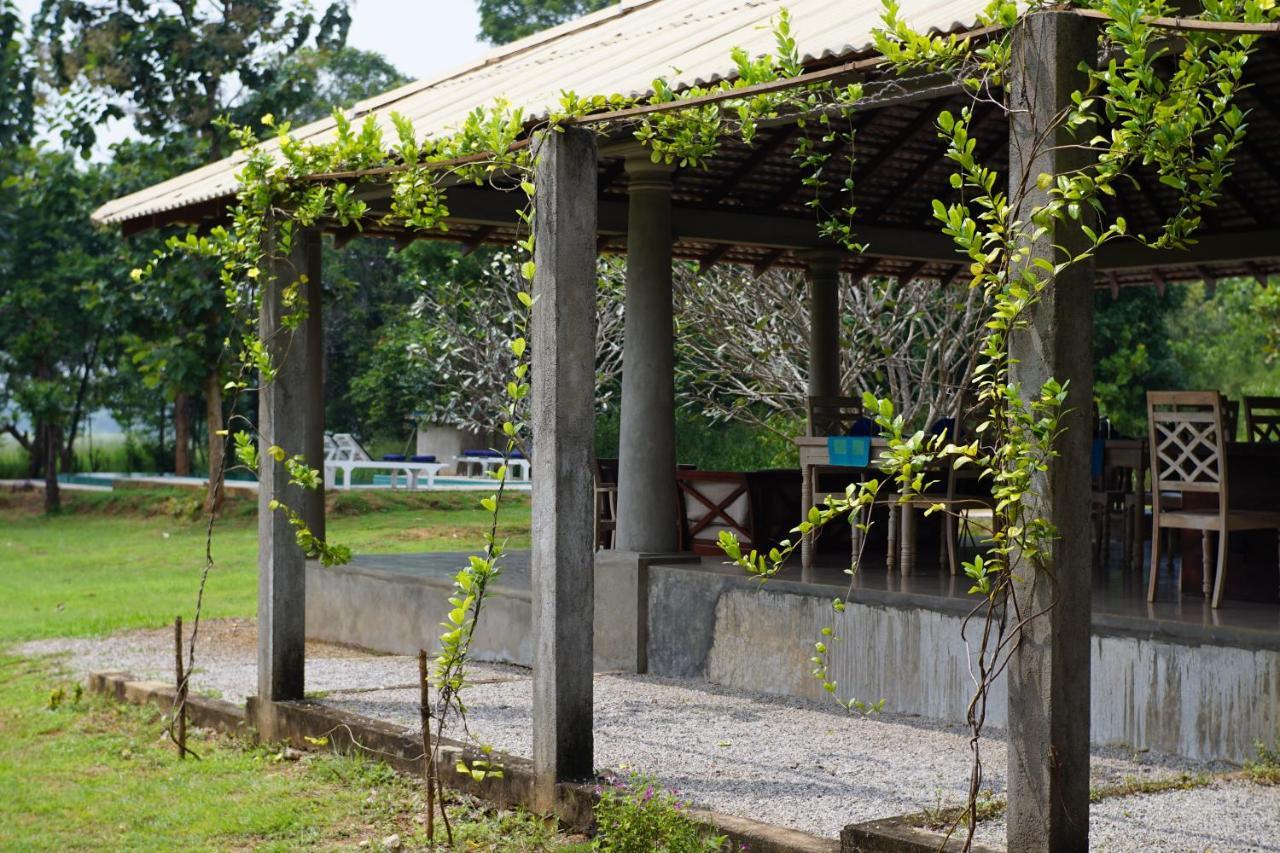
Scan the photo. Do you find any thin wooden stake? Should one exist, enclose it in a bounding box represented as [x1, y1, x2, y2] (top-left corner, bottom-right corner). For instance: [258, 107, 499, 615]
[174, 616, 187, 759]
[418, 650, 434, 841]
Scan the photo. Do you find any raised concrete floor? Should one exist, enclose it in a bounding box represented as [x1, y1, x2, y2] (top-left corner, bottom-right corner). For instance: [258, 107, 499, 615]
[307, 546, 1280, 761]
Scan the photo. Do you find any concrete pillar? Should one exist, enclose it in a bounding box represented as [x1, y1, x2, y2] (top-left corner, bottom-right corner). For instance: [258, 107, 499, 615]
[1006, 11, 1096, 851]
[803, 249, 842, 399]
[530, 127, 598, 809]
[304, 253, 325, 543]
[257, 225, 323, 704]
[616, 154, 678, 553]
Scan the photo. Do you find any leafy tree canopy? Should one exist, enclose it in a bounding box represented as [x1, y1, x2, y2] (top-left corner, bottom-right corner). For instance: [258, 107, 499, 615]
[32, 0, 351, 157]
[476, 0, 613, 44]
[0, 0, 36, 149]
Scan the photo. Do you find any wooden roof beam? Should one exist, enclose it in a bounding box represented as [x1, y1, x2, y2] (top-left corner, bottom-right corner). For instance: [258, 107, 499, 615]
[697, 244, 732, 274]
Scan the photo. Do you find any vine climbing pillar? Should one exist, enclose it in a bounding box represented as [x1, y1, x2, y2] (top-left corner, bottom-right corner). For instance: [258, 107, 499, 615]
[616, 152, 678, 554]
[257, 224, 324, 710]
[530, 126, 598, 811]
[1006, 11, 1096, 852]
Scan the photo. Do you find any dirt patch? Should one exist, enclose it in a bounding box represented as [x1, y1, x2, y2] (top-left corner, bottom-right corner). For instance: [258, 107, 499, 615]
[121, 617, 388, 661]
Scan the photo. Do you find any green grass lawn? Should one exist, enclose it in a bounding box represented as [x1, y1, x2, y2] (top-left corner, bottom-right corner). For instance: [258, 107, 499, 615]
[0, 487, 531, 644]
[0, 486, 567, 851]
[0, 655, 582, 851]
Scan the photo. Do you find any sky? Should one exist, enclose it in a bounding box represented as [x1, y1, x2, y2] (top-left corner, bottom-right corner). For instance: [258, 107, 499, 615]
[345, 1, 488, 80]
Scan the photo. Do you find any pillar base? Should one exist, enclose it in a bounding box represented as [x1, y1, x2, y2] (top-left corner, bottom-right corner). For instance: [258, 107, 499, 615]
[594, 550, 699, 673]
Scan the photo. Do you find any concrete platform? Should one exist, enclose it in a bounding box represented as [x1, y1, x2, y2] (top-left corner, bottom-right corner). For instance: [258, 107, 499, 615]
[306, 548, 1280, 762]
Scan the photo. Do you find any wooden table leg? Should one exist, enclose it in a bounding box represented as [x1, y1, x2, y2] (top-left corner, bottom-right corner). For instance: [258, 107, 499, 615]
[801, 464, 814, 570]
[886, 503, 898, 573]
[900, 502, 916, 576]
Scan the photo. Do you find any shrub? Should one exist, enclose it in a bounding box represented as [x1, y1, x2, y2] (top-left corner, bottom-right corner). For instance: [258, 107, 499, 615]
[592, 772, 727, 852]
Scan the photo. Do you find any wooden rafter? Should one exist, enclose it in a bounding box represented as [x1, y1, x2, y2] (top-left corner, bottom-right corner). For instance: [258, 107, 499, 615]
[753, 248, 786, 276]
[896, 260, 927, 284]
[864, 101, 998, 222]
[598, 159, 626, 193]
[703, 126, 797, 207]
[461, 226, 496, 255]
[697, 243, 733, 274]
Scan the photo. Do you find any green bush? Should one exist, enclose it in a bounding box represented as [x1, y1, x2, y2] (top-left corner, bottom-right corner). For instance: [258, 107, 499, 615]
[592, 772, 726, 852]
[595, 408, 798, 472]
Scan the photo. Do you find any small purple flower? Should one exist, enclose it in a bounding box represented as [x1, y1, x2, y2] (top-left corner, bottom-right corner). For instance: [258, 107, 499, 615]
[642, 785, 654, 802]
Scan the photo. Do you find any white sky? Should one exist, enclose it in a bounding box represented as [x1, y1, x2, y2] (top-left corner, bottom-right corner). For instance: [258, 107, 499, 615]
[346, 1, 487, 80]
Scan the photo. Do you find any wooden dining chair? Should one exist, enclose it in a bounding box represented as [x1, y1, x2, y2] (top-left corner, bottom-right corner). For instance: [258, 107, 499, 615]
[1147, 391, 1280, 608]
[1244, 396, 1280, 443]
[806, 396, 866, 437]
[1222, 398, 1241, 441]
[676, 470, 755, 556]
[593, 458, 619, 550]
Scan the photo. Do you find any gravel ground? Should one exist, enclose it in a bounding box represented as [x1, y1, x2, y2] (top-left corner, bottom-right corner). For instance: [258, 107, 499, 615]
[19, 620, 1275, 845]
[974, 778, 1280, 852]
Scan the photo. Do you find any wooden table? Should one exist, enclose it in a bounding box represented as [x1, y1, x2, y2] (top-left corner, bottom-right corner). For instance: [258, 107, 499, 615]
[799, 436, 1151, 576]
[797, 436, 877, 571]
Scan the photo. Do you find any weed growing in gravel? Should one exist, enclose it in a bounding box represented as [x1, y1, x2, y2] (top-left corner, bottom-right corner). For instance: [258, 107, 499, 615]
[1088, 772, 1212, 802]
[592, 772, 727, 852]
[1245, 742, 1280, 785]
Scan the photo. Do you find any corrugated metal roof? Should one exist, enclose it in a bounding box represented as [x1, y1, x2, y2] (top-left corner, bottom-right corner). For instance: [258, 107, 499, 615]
[92, 0, 989, 225]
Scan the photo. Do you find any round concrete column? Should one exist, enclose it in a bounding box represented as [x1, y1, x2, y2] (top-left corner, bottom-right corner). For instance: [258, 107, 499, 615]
[616, 154, 678, 553]
[803, 249, 843, 399]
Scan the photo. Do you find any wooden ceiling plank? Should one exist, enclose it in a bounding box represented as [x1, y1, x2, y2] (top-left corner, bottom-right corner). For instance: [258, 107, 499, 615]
[702, 126, 798, 207]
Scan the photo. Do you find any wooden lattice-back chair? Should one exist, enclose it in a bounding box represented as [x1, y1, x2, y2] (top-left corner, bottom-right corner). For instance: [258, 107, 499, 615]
[676, 470, 754, 556]
[1147, 391, 1280, 607]
[806, 396, 866, 437]
[1245, 396, 1280, 443]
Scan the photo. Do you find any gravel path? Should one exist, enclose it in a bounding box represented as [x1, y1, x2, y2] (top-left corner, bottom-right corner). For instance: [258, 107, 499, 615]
[19, 620, 1274, 845]
[974, 778, 1280, 852]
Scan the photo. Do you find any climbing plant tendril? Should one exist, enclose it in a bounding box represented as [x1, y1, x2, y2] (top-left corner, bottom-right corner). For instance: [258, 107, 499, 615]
[130, 0, 1279, 845]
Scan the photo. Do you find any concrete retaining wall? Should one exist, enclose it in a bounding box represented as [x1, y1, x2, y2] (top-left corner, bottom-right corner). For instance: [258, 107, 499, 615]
[305, 562, 533, 664]
[307, 556, 1280, 762]
[647, 564, 1280, 762]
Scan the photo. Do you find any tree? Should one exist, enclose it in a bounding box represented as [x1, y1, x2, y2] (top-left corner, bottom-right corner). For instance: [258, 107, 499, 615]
[476, 0, 613, 45]
[348, 251, 624, 441]
[663, 265, 989, 437]
[0, 0, 35, 150]
[0, 147, 124, 511]
[240, 46, 409, 127]
[32, 2, 372, 496]
[1092, 288, 1186, 437]
[1171, 279, 1280, 406]
[33, 0, 351, 157]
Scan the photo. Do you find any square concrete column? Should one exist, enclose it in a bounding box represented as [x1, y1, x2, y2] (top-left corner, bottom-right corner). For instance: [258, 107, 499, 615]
[1006, 11, 1096, 851]
[616, 153, 678, 554]
[530, 127, 598, 809]
[802, 249, 843, 399]
[257, 224, 323, 704]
